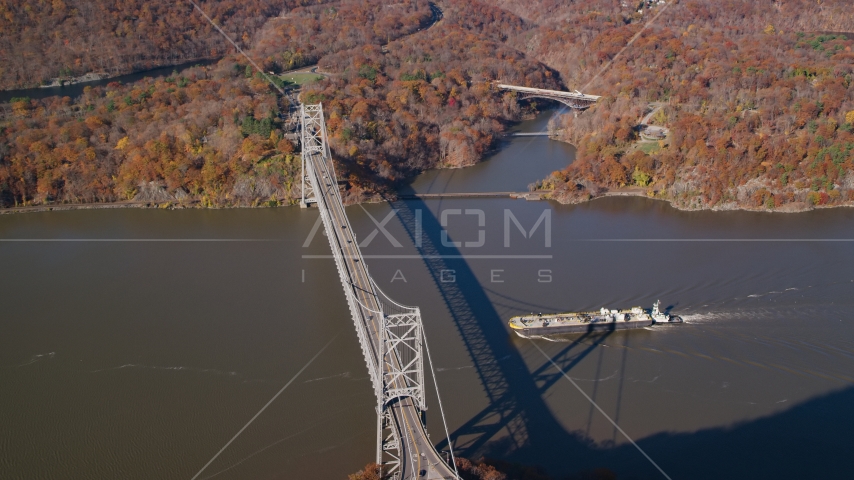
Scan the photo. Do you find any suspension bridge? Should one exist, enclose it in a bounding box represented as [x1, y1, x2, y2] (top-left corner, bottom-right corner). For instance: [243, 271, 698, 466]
[299, 103, 458, 479]
[295, 84, 599, 478]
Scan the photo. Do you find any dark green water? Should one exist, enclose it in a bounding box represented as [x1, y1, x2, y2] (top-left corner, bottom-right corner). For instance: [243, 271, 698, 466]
[2, 110, 854, 479]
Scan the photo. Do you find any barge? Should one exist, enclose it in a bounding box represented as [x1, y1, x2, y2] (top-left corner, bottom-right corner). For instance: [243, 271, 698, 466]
[509, 300, 681, 337]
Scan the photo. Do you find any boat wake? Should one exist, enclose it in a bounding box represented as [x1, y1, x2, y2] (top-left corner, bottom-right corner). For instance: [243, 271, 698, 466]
[436, 364, 474, 372]
[303, 371, 351, 383]
[16, 351, 56, 367]
[89, 364, 237, 376]
[746, 287, 799, 298]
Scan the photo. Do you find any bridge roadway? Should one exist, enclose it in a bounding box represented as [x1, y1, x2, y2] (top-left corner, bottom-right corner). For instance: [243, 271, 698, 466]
[496, 83, 601, 102]
[304, 146, 457, 479]
[496, 83, 601, 109]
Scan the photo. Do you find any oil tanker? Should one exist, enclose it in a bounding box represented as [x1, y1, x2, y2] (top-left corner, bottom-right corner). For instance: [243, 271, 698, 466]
[508, 300, 681, 337]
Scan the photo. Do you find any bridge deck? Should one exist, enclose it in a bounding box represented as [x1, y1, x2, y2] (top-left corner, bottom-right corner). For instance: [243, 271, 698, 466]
[304, 147, 456, 479]
[496, 83, 601, 102]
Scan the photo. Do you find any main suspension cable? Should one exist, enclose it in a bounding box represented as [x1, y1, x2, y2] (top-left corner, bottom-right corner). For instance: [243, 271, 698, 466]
[186, 0, 286, 96]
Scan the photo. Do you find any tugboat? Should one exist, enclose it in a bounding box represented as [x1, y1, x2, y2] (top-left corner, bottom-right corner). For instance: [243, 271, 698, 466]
[508, 300, 681, 338]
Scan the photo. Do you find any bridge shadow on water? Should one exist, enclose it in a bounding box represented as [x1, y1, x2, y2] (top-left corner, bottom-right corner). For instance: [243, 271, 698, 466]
[384, 196, 854, 479]
[386, 196, 615, 473]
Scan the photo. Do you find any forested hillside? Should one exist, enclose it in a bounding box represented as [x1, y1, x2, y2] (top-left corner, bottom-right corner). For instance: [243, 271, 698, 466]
[302, 0, 557, 200]
[482, 0, 854, 210]
[0, 0, 549, 207]
[250, 0, 432, 73]
[0, 0, 331, 90]
[0, 0, 436, 206]
[1, 0, 853, 211]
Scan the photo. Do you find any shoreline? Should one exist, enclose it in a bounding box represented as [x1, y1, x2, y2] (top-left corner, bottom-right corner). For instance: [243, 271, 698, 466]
[546, 187, 854, 213]
[4, 190, 854, 215]
[38, 72, 107, 89]
[543, 133, 853, 214]
[3, 106, 849, 216]
[0, 200, 293, 215]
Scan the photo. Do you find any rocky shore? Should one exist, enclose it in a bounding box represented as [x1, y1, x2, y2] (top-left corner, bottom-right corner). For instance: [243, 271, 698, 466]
[545, 185, 854, 213]
[38, 73, 106, 88]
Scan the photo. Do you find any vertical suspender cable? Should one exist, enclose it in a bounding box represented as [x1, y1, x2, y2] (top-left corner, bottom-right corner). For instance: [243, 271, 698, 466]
[422, 328, 459, 479]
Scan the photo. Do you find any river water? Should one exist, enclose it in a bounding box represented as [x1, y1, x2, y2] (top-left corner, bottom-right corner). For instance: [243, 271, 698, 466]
[2, 110, 854, 479]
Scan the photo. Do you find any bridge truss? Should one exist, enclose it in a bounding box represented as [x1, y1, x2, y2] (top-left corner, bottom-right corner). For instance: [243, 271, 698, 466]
[518, 93, 598, 110]
[299, 104, 455, 479]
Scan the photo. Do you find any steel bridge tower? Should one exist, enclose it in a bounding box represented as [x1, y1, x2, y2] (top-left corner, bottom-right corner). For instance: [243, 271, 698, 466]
[298, 105, 322, 208]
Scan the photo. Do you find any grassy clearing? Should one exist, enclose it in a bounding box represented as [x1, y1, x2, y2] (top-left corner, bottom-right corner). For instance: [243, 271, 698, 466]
[279, 72, 324, 87]
[638, 141, 662, 154]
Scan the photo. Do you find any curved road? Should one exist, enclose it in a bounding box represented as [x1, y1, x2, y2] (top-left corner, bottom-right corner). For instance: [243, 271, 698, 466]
[639, 102, 669, 139]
